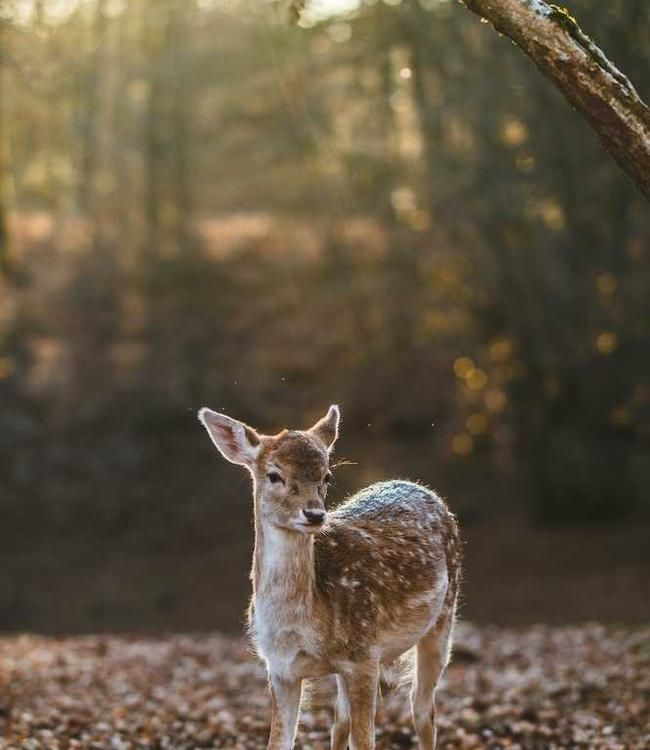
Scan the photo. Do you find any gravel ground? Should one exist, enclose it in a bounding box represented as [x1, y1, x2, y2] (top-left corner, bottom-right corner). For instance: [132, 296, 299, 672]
[0, 624, 648, 750]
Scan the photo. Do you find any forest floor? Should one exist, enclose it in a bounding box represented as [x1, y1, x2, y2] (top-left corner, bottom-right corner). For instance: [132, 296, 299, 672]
[0, 623, 648, 750]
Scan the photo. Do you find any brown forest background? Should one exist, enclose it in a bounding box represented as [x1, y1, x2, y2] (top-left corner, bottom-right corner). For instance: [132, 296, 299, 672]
[0, 0, 648, 633]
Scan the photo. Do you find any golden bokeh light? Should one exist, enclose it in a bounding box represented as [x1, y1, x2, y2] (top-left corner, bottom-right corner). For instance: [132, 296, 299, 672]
[489, 337, 512, 361]
[485, 389, 507, 412]
[501, 117, 529, 147]
[390, 187, 416, 213]
[540, 200, 565, 231]
[595, 331, 618, 355]
[452, 433, 474, 456]
[466, 368, 488, 390]
[466, 413, 487, 435]
[453, 356, 475, 378]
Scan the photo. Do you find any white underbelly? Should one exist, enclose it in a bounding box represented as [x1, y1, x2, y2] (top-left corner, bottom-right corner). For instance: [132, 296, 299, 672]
[379, 616, 432, 662]
[380, 575, 449, 662]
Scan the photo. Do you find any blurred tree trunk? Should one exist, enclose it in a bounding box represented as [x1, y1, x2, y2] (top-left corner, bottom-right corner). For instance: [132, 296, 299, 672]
[167, 0, 194, 251]
[32, 0, 45, 25]
[144, 75, 162, 263]
[408, 38, 435, 215]
[0, 186, 9, 279]
[459, 0, 650, 199]
[77, 0, 107, 220]
[405, 1, 440, 219]
[141, 1, 165, 397]
[377, 42, 395, 219]
[0, 71, 9, 278]
[0, 14, 12, 279]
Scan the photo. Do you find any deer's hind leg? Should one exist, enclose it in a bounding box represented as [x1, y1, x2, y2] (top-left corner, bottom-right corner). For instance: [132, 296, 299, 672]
[410, 603, 455, 750]
[331, 674, 351, 750]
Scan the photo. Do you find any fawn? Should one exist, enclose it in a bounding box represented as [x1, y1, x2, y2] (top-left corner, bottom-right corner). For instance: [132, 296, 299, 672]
[198, 404, 461, 750]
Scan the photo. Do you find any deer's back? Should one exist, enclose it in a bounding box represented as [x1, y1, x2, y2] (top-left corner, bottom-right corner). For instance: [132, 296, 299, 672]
[314, 480, 461, 661]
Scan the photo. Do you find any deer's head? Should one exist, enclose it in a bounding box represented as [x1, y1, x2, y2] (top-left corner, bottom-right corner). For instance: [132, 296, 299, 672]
[198, 405, 340, 534]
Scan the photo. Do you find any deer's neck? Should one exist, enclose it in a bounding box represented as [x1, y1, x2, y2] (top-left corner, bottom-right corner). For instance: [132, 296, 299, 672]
[252, 504, 315, 608]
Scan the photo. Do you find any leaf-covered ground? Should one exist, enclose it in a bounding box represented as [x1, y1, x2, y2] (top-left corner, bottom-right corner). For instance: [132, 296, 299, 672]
[0, 624, 648, 750]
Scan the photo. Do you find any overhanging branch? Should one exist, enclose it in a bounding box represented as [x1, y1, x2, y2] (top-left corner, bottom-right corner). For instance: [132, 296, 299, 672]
[459, 0, 650, 199]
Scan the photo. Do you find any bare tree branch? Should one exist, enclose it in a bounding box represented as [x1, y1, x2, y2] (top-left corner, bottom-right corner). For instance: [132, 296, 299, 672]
[459, 0, 650, 199]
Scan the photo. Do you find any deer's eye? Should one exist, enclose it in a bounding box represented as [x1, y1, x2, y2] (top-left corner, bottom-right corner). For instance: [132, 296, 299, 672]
[267, 471, 284, 485]
[324, 472, 333, 485]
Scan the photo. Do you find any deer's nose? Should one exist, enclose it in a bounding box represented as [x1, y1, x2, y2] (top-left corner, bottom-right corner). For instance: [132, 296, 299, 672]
[302, 508, 326, 526]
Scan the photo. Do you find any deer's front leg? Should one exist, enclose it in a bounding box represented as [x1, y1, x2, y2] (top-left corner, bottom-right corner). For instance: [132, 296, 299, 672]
[343, 661, 379, 750]
[267, 674, 303, 750]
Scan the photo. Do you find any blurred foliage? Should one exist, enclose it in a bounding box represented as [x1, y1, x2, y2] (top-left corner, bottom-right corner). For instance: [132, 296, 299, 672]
[0, 0, 648, 538]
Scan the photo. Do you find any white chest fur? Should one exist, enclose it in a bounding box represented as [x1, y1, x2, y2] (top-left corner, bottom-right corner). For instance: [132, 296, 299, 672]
[252, 526, 325, 679]
[252, 595, 324, 679]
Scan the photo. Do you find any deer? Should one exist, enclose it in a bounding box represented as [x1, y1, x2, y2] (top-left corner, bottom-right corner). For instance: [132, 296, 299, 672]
[198, 404, 461, 750]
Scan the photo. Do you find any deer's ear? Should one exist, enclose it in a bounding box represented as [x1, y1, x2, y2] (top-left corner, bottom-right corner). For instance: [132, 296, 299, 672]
[198, 408, 260, 468]
[308, 404, 340, 451]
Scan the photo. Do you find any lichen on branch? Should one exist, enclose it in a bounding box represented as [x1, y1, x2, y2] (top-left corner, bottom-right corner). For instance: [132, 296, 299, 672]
[548, 3, 638, 95]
